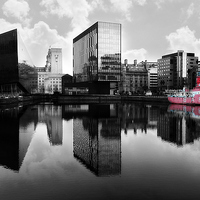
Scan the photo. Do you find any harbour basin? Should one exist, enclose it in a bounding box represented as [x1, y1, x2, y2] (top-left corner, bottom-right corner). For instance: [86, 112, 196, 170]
[0, 102, 200, 200]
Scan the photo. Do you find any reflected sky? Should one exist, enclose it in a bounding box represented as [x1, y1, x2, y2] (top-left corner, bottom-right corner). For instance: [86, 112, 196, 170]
[0, 103, 200, 200]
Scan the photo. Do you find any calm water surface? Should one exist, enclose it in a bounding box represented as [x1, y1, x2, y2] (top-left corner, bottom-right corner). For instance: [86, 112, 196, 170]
[0, 102, 200, 200]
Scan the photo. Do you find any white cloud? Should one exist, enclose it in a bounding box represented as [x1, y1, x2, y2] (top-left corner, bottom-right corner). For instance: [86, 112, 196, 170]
[110, 0, 133, 21]
[166, 26, 200, 55]
[134, 0, 147, 6]
[186, 3, 194, 19]
[181, 2, 195, 23]
[153, 0, 164, 9]
[40, 0, 94, 30]
[122, 48, 148, 64]
[109, 0, 147, 21]
[0, 18, 23, 33]
[153, 0, 179, 9]
[2, 0, 31, 26]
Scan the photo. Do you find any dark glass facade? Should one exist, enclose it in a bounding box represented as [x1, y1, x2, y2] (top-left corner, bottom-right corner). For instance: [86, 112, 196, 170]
[0, 29, 37, 94]
[73, 22, 121, 83]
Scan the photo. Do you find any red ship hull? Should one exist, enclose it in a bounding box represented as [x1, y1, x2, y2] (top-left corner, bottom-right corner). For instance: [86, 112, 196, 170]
[168, 94, 200, 105]
[168, 75, 200, 105]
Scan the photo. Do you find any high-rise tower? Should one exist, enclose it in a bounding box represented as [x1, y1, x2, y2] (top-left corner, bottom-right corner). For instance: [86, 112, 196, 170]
[73, 21, 121, 94]
[45, 47, 62, 74]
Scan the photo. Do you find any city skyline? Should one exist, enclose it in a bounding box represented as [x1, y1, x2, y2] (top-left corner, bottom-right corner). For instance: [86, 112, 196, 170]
[0, 0, 199, 75]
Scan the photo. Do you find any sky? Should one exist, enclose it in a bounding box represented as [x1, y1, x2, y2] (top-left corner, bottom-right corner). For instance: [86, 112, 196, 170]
[0, 0, 200, 75]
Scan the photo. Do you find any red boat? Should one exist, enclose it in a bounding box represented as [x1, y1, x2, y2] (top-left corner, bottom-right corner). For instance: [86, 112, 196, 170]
[168, 73, 200, 105]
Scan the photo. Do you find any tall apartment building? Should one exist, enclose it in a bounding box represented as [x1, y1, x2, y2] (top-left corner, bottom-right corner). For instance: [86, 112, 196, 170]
[45, 47, 62, 73]
[157, 50, 198, 90]
[73, 21, 121, 94]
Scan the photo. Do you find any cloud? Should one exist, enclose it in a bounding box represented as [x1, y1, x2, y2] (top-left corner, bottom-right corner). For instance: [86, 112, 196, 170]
[90, 0, 106, 10]
[186, 3, 194, 19]
[153, 0, 179, 9]
[40, 0, 95, 30]
[153, 0, 164, 9]
[122, 48, 148, 64]
[2, 0, 31, 26]
[134, 0, 147, 6]
[166, 26, 200, 55]
[181, 2, 195, 23]
[108, 0, 147, 21]
[40, 0, 145, 24]
[0, 18, 23, 33]
[109, 0, 133, 21]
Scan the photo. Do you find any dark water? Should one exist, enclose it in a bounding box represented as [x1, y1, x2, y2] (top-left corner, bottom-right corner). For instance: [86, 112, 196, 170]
[0, 102, 200, 200]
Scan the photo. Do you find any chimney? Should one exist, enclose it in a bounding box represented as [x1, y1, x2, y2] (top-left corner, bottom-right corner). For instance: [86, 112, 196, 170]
[124, 59, 128, 65]
[144, 60, 147, 70]
[134, 59, 137, 66]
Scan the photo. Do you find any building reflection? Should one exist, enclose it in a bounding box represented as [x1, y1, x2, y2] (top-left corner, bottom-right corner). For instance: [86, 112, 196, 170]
[71, 104, 121, 177]
[117, 102, 200, 146]
[0, 105, 38, 172]
[118, 103, 148, 134]
[0, 104, 64, 172]
[1, 102, 200, 173]
[118, 103, 160, 134]
[38, 105, 63, 145]
[158, 104, 200, 146]
[19, 106, 38, 167]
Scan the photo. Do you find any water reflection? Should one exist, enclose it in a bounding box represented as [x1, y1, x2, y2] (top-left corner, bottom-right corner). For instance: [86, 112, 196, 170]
[167, 104, 200, 146]
[71, 104, 121, 176]
[0, 104, 63, 172]
[2, 102, 200, 199]
[1, 102, 200, 176]
[118, 103, 159, 134]
[0, 105, 37, 171]
[62, 103, 200, 176]
[38, 105, 63, 145]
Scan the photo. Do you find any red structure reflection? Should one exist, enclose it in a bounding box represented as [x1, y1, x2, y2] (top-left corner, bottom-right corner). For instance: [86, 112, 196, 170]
[168, 104, 200, 119]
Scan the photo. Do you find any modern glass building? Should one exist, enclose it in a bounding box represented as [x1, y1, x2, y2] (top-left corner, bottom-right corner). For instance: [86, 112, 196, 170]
[73, 21, 121, 94]
[0, 29, 37, 95]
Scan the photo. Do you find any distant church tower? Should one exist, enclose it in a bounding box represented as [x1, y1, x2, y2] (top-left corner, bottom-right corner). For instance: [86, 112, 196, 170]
[45, 47, 62, 73]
